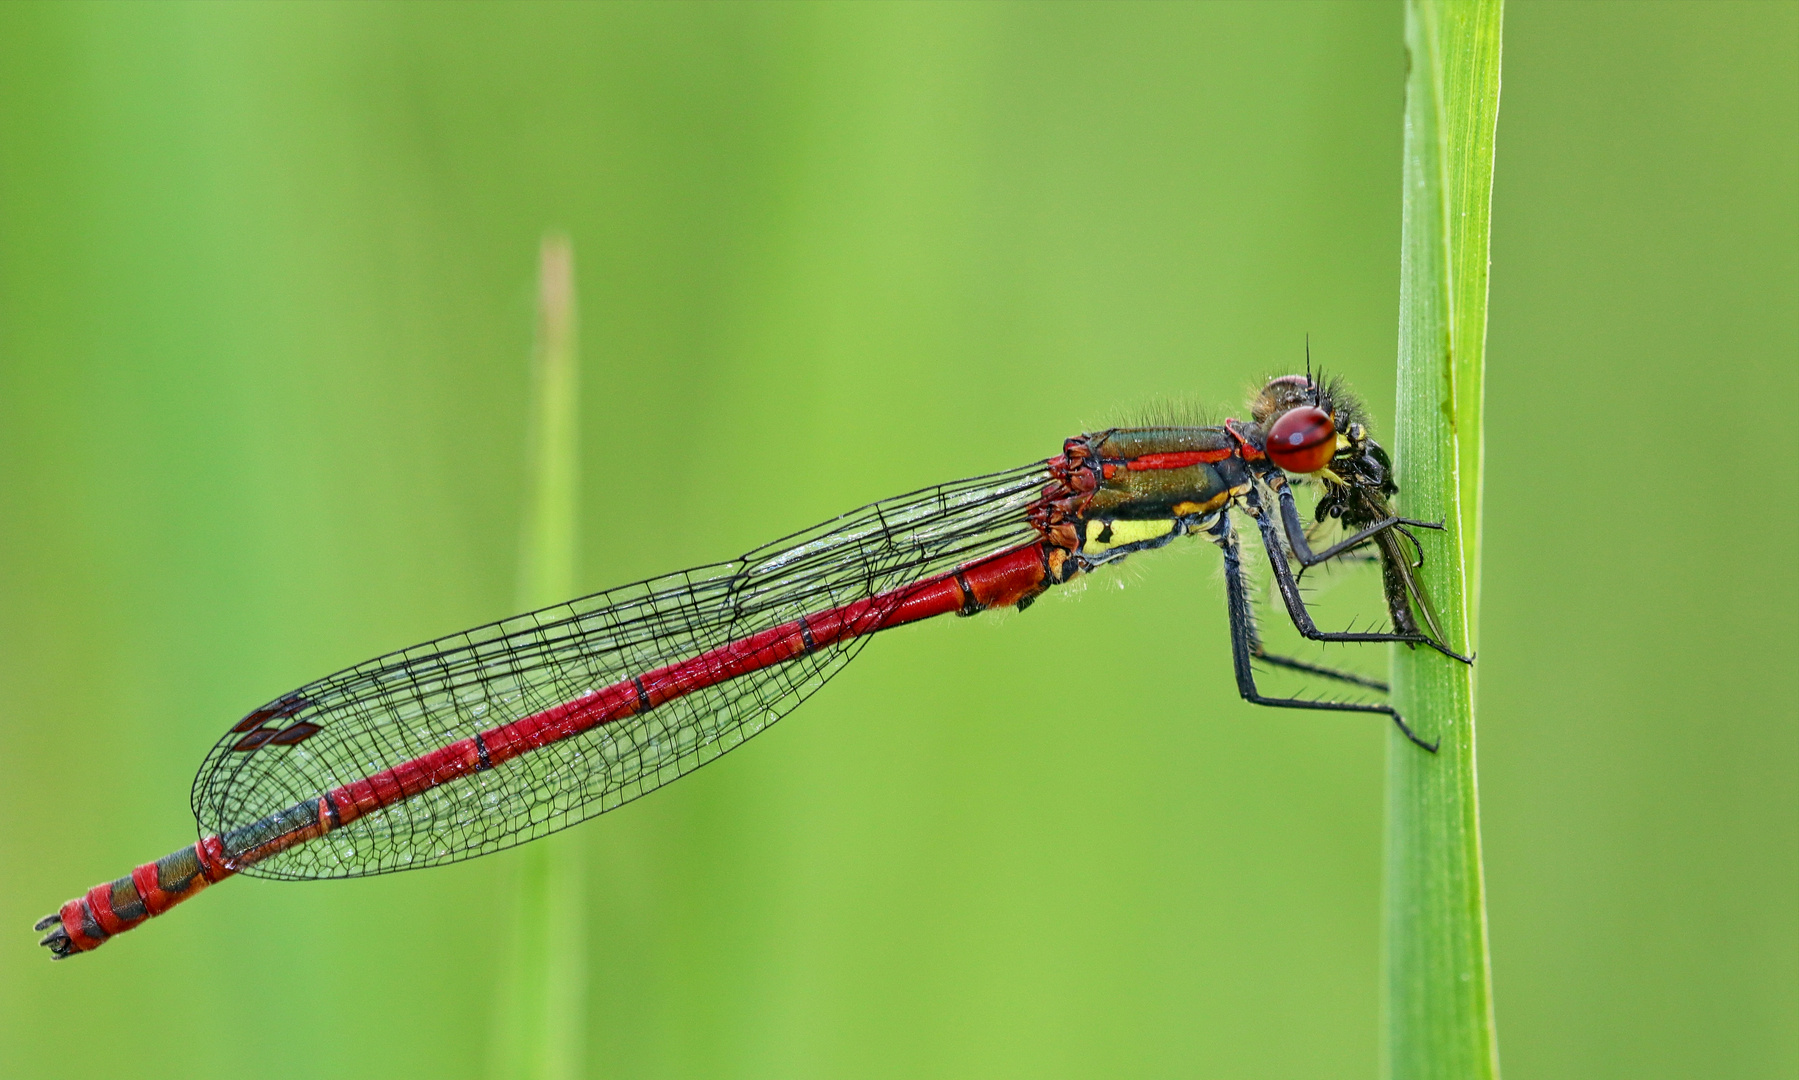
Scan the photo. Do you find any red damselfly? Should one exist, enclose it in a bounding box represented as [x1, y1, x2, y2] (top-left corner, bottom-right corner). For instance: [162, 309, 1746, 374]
[38, 372, 1470, 958]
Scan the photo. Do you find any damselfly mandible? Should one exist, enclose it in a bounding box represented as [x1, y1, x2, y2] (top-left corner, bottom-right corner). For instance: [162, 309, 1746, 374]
[39, 371, 1470, 958]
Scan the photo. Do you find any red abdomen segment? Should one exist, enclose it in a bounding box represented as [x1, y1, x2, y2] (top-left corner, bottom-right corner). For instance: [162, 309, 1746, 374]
[40, 540, 1058, 957]
[37, 837, 235, 959]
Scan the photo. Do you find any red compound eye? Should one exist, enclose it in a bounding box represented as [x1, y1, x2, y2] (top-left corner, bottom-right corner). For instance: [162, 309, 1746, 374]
[1265, 406, 1337, 473]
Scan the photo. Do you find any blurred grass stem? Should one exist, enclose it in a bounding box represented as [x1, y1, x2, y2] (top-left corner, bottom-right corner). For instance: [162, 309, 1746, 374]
[494, 236, 586, 1080]
[1385, 2, 1502, 1078]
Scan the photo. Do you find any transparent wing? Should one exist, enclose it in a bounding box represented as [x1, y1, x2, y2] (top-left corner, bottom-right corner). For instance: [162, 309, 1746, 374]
[192, 462, 1051, 880]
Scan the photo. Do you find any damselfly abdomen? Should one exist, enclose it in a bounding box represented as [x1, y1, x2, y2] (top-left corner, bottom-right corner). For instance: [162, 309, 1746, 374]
[39, 372, 1468, 958]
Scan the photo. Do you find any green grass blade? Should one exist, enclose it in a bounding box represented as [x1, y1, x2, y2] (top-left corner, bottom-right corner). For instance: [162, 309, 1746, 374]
[1385, 2, 1503, 1079]
[493, 235, 586, 1080]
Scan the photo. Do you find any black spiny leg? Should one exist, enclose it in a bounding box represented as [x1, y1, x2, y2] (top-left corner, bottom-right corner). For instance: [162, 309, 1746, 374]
[1255, 651, 1389, 692]
[1246, 490, 1473, 664]
[1210, 514, 1437, 752]
[1240, 535, 1390, 689]
[1270, 474, 1444, 567]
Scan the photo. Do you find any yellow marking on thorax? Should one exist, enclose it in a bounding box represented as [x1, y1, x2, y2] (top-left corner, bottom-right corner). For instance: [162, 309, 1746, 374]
[1082, 517, 1177, 555]
[1173, 490, 1231, 517]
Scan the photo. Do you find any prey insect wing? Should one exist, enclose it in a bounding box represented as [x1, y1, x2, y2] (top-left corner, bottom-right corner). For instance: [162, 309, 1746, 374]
[1372, 522, 1450, 647]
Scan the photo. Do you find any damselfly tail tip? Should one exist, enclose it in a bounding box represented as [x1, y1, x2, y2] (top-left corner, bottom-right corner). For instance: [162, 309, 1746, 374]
[35, 916, 75, 960]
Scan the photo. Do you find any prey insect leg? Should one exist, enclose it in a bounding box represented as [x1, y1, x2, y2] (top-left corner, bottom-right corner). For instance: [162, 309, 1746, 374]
[1210, 514, 1436, 752]
[1393, 524, 1426, 569]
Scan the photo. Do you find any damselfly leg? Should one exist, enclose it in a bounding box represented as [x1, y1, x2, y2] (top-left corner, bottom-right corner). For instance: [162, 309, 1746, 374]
[1241, 492, 1463, 661]
[1253, 651, 1390, 693]
[1268, 477, 1444, 569]
[1210, 513, 1438, 752]
[1252, 482, 1475, 666]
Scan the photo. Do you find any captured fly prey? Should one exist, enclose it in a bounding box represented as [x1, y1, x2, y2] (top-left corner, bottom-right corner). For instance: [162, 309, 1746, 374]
[39, 372, 1470, 958]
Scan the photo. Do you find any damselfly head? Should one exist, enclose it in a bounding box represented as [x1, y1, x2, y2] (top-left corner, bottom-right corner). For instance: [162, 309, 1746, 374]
[1250, 373, 1367, 431]
[1251, 372, 1376, 477]
[1250, 374, 1322, 424]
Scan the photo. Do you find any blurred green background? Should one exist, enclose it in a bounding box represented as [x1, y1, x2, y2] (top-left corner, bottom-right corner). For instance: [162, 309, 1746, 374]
[1, 2, 1793, 1078]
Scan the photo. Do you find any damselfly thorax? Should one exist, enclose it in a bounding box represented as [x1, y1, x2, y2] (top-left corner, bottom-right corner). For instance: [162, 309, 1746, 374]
[39, 371, 1469, 959]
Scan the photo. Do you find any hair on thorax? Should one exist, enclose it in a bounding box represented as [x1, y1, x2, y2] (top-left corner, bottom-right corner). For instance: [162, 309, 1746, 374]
[1089, 361, 1376, 436]
[1100, 393, 1216, 432]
